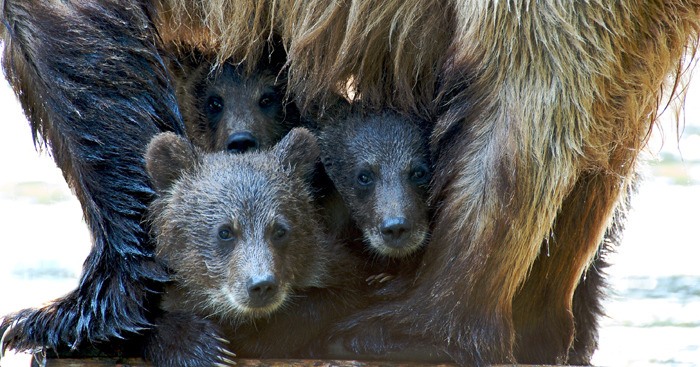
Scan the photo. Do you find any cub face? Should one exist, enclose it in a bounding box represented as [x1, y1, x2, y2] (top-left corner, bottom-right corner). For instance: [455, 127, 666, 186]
[146, 128, 326, 319]
[170, 45, 300, 154]
[192, 62, 298, 153]
[320, 110, 432, 258]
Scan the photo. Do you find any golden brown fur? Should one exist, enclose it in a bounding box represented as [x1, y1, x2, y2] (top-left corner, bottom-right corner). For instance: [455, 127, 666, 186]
[154, 0, 700, 365]
[155, 0, 455, 114]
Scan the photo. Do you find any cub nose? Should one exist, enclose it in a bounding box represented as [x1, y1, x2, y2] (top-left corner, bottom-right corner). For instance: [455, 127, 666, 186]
[380, 216, 412, 245]
[246, 274, 278, 307]
[226, 132, 259, 153]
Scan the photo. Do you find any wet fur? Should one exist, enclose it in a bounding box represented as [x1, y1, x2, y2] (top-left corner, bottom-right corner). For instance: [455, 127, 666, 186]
[0, 0, 182, 354]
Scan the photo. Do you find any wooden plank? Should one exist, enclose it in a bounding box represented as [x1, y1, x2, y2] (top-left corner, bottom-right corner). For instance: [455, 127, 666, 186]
[225, 361, 457, 367]
[43, 359, 456, 367]
[41, 358, 567, 367]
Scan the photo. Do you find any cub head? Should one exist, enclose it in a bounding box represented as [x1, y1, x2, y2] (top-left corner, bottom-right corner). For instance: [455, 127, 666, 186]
[145, 128, 325, 319]
[320, 110, 432, 258]
[171, 42, 300, 154]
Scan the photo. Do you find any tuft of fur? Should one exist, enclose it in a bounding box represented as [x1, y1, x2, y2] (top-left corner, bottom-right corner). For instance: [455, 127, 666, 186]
[1, 0, 183, 355]
[154, 0, 274, 70]
[156, 0, 456, 116]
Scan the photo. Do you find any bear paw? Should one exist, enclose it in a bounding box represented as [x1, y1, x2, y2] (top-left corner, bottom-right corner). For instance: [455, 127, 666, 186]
[145, 311, 236, 367]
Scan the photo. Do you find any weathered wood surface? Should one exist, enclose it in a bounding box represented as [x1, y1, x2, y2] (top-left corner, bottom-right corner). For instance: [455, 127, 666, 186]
[43, 359, 456, 367]
[41, 358, 570, 367]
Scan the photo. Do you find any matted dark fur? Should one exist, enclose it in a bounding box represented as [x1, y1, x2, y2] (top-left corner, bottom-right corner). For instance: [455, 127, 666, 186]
[1, 0, 183, 355]
[1, 0, 699, 365]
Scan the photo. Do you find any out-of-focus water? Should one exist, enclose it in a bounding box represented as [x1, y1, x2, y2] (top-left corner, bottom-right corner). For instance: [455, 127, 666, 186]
[596, 274, 700, 366]
[591, 181, 700, 367]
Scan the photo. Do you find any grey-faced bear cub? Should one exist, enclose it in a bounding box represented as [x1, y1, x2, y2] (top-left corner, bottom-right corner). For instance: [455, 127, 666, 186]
[143, 128, 367, 366]
[169, 46, 300, 154]
[318, 108, 432, 259]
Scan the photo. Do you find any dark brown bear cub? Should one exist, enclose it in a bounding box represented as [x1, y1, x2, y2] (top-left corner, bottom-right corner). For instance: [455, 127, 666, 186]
[143, 128, 367, 366]
[318, 109, 432, 258]
[170, 47, 300, 153]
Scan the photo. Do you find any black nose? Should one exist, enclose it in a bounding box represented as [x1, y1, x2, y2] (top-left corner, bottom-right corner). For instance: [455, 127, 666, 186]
[246, 275, 278, 307]
[226, 132, 259, 153]
[380, 217, 412, 245]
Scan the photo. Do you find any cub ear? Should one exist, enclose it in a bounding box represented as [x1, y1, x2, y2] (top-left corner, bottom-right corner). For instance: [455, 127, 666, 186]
[145, 132, 199, 193]
[273, 127, 320, 180]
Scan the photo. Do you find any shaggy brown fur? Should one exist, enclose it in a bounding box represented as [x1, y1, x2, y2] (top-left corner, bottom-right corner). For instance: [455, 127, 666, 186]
[154, 0, 455, 114]
[154, 0, 700, 365]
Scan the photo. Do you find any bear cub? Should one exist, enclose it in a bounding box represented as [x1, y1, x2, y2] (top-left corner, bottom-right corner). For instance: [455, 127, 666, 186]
[318, 108, 432, 259]
[169, 46, 300, 153]
[143, 128, 367, 366]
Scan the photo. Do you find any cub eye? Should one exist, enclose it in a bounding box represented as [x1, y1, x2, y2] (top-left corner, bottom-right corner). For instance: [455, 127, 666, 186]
[218, 225, 235, 241]
[410, 164, 430, 184]
[258, 93, 278, 108]
[356, 170, 374, 186]
[206, 95, 224, 115]
[272, 226, 288, 240]
[270, 222, 290, 244]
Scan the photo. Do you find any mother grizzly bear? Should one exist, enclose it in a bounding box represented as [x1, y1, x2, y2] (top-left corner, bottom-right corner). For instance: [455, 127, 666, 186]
[1, 0, 699, 365]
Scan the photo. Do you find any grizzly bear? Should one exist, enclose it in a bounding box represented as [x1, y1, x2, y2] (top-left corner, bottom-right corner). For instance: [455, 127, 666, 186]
[152, 3, 698, 365]
[168, 45, 300, 153]
[317, 108, 432, 259]
[143, 128, 369, 366]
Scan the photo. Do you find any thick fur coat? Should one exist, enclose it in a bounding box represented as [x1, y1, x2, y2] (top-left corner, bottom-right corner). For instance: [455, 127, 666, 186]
[1, 0, 699, 365]
[156, 1, 700, 364]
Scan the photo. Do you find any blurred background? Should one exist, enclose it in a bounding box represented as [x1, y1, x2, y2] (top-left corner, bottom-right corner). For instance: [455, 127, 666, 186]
[0, 49, 699, 366]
